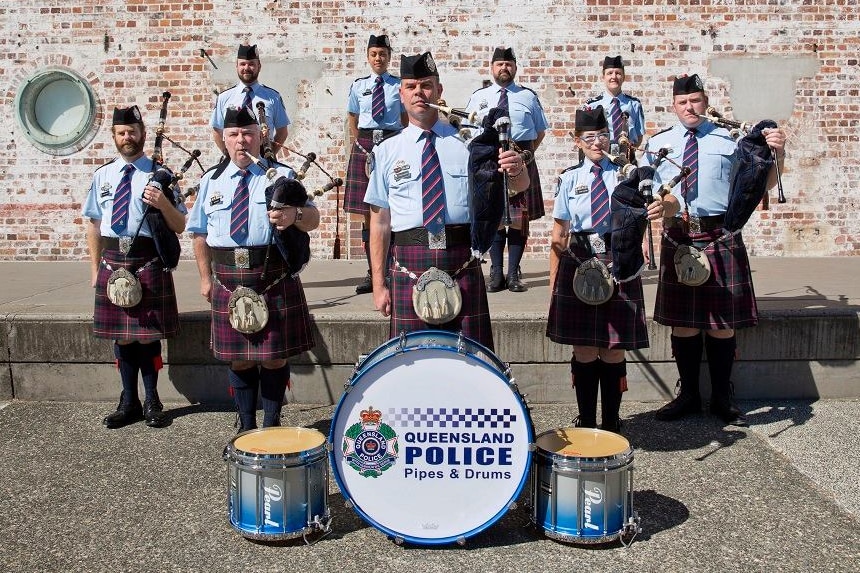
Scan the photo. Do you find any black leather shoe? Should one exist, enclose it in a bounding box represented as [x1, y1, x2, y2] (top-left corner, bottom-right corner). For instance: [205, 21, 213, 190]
[507, 275, 527, 292]
[143, 399, 169, 428]
[601, 419, 622, 433]
[572, 415, 597, 429]
[103, 396, 144, 429]
[355, 272, 373, 295]
[654, 391, 701, 421]
[710, 398, 748, 427]
[487, 267, 506, 293]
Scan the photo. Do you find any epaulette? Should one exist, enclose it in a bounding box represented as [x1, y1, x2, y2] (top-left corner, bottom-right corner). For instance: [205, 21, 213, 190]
[353, 75, 371, 83]
[216, 83, 240, 97]
[651, 126, 673, 138]
[94, 157, 118, 173]
[520, 86, 539, 97]
[560, 160, 584, 174]
[205, 156, 231, 180]
[258, 83, 282, 96]
[622, 92, 641, 102]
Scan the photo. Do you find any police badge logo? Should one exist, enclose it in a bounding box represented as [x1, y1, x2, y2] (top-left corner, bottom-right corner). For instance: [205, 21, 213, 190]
[342, 407, 399, 478]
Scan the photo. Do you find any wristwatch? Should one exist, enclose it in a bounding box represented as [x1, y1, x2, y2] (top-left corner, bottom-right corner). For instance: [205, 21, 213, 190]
[294, 207, 303, 223]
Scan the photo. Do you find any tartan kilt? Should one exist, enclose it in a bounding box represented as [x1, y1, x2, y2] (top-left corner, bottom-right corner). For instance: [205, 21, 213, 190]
[344, 136, 375, 215]
[654, 227, 758, 330]
[509, 140, 545, 222]
[389, 243, 494, 352]
[211, 257, 315, 362]
[93, 247, 180, 341]
[546, 245, 649, 350]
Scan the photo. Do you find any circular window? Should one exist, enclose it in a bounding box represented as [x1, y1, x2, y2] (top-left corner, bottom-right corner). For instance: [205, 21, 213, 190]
[15, 67, 100, 155]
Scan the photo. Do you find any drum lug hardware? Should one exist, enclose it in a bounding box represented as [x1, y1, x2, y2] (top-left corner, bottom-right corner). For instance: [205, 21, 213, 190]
[397, 330, 407, 351]
[507, 501, 518, 511]
[456, 332, 465, 354]
[393, 536, 405, 545]
[344, 499, 354, 509]
[456, 535, 467, 546]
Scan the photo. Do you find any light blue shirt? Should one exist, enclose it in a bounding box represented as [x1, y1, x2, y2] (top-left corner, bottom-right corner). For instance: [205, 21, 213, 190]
[553, 158, 619, 234]
[642, 122, 738, 217]
[82, 155, 187, 238]
[364, 121, 471, 232]
[586, 91, 646, 145]
[210, 81, 290, 133]
[347, 72, 404, 130]
[465, 83, 548, 142]
[187, 161, 312, 248]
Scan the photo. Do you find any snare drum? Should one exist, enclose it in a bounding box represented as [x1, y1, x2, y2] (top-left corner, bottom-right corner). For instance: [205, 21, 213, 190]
[329, 330, 534, 546]
[224, 427, 331, 540]
[531, 427, 640, 544]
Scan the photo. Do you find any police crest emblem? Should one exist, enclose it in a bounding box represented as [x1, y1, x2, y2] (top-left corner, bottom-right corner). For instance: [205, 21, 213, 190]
[341, 407, 399, 478]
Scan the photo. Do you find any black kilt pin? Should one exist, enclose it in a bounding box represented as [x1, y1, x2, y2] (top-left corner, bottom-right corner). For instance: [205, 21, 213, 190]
[546, 244, 649, 350]
[389, 243, 494, 352]
[654, 227, 758, 330]
[211, 256, 315, 362]
[93, 246, 180, 341]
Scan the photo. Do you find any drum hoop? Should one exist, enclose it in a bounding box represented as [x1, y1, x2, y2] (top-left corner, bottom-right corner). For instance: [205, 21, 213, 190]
[328, 332, 533, 545]
[537, 447, 634, 471]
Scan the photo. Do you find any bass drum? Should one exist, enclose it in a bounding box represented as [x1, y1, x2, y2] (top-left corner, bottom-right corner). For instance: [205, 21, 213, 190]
[329, 330, 534, 545]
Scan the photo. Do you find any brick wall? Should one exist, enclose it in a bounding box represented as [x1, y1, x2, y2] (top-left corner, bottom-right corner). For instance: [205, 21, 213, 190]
[2, 1, 857, 261]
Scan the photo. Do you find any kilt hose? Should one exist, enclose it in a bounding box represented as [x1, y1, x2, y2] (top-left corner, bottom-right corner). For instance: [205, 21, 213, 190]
[546, 245, 649, 350]
[654, 227, 758, 330]
[344, 135, 375, 216]
[211, 257, 315, 362]
[93, 247, 179, 341]
[389, 243, 494, 352]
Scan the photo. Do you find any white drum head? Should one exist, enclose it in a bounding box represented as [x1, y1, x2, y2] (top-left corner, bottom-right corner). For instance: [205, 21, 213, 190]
[330, 343, 532, 545]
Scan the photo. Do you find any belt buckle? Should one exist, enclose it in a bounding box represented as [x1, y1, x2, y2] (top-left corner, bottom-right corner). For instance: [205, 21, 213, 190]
[372, 130, 384, 145]
[688, 215, 701, 234]
[118, 236, 132, 255]
[427, 228, 447, 250]
[234, 248, 250, 269]
[587, 233, 606, 255]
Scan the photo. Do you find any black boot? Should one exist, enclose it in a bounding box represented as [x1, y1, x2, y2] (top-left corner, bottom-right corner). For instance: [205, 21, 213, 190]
[571, 358, 600, 428]
[139, 341, 169, 428]
[506, 228, 527, 292]
[103, 391, 144, 429]
[229, 367, 260, 432]
[599, 360, 627, 432]
[104, 343, 144, 429]
[487, 230, 507, 293]
[655, 334, 703, 421]
[260, 364, 290, 428]
[705, 335, 748, 427]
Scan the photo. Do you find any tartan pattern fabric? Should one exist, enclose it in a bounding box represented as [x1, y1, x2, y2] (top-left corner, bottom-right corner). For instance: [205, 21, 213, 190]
[230, 169, 251, 243]
[683, 129, 699, 199]
[241, 86, 253, 110]
[371, 76, 385, 120]
[590, 165, 610, 233]
[386, 407, 517, 428]
[609, 97, 623, 141]
[389, 243, 494, 351]
[210, 258, 315, 361]
[509, 140, 545, 221]
[654, 227, 758, 329]
[93, 246, 179, 341]
[421, 131, 445, 234]
[110, 164, 135, 234]
[344, 135, 375, 215]
[546, 245, 649, 350]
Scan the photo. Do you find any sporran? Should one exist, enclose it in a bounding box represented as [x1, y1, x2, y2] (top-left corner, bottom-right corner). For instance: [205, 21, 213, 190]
[228, 286, 270, 334]
[412, 266, 463, 325]
[572, 258, 614, 306]
[107, 267, 143, 308]
[673, 244, 711, 287]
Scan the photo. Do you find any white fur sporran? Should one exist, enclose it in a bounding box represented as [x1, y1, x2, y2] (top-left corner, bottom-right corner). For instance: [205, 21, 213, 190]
[107, 267, 143, 308]
[673, 244, 711, 287]
[228, 286, 270, 334]
[412, 266, 463, 325]
[572, 258, 614, 306]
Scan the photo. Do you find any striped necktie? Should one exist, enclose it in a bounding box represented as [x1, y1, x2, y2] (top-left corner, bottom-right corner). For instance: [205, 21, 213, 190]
[242, 86, 253, 110]
[371, 76, 385, 121]
[110, 164, 135, 234]
[590, 164, 611, 233]
[230, 169, 251, 243]
[421, 131, 445, 235]
[498, 87, 509, 111]
[610, 97, 623, 140]
[683, 128, 699, 199]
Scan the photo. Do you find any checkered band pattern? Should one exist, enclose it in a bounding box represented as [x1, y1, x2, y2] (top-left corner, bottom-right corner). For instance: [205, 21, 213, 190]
[386, 407, 518, 428]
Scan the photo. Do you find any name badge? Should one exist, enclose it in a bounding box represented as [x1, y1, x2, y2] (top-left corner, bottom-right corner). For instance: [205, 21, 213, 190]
[100, 182, 112, 198]
[575, 185, 588, 195]
[392, 160, 411, 183]
[479, 99, 488, 110]
[210, 192, 223, 207]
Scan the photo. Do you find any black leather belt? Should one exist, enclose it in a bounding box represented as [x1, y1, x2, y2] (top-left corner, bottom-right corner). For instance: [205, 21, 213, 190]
[101, 236, 156, 255]
[210, 246, 279, 268]
[358, 128, 398, 137]
[393, 225, 471, 247]
[568, 232, 611, 252]
[664, 214, 725, 233]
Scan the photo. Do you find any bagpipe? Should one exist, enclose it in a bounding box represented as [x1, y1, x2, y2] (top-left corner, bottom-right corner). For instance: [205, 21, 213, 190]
[250, 101, 345, 259]
[129, 91, 205, 269]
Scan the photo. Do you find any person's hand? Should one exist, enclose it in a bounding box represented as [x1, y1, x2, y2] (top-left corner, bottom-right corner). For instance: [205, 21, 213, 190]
[200, 276, 213, 303]
[373, 285, 391, 317]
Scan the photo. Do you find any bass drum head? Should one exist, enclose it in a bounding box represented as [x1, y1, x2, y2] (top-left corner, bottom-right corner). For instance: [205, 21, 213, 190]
[330, 336, 533, 545]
